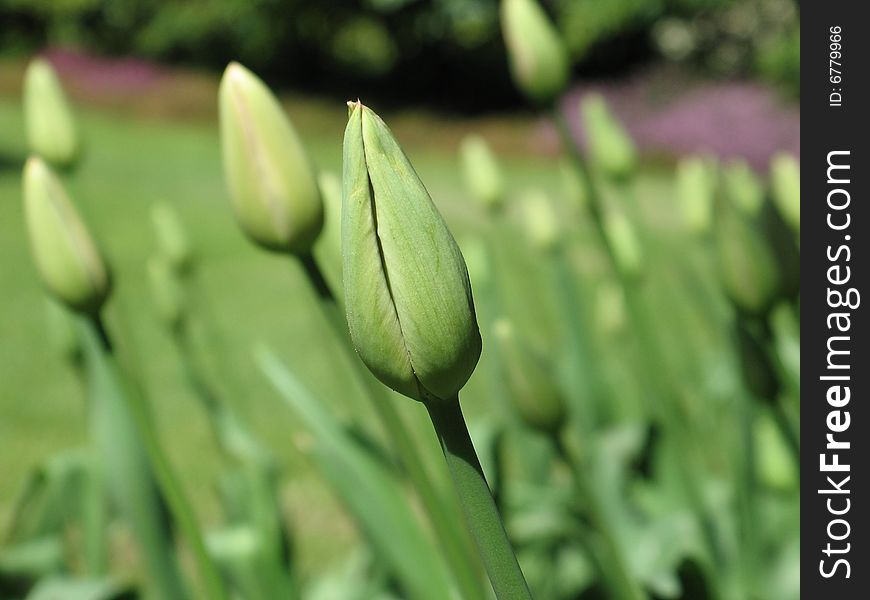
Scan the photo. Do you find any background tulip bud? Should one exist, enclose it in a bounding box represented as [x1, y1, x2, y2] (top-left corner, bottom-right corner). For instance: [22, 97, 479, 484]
[147, 258, 187, 329]
[676, 156, 716, 235]
[519, 189, 560, 253]
[603, 208, 643, 279]
[151, 202, 193, 274]
[723, 160, 763, 216]
[493, 319, 565, 433]
[23, 58, 80, 168]
[769, 153, 800, 233]
[342, 102, 481, 403]
[23, 157, 110, 314]
[219, 62, 323, 254]
[459, 134, 504, 211]
[714, 198, 779, 316]
[500, 0, 570, 105]
[581, 94, 636, 182]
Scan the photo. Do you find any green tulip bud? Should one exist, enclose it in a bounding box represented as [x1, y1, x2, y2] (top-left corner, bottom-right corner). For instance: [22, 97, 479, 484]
[493, 319, 565, 433]
[147, 258, 186, 329]
[676, 156, 715, 235]
[500, 0, 570, 104]
[519, 189, 560, 253]
[559, 158, 588, 213]
[723, 160, 764, 217]
[151, 202, 193, 274]
[459, 134, 504, 211]
[23, 157, 110, 314]
[44, 297, 82, 364]
[603, 208, 643, 279]
[342, 102, 482, 403]
[23, 58, 80, 168]
[714, 199, 779, 316]
[219, 62, 323, 254]
[754, 410, 796, 492]
[581, 95, 636, 182]
[769, 153, 800, 233]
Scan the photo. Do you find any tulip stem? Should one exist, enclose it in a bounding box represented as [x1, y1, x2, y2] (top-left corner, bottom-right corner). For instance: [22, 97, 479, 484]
[296, 255, 488, 600]
[427, 398, 532, 600]
[89, 315, 230, 600]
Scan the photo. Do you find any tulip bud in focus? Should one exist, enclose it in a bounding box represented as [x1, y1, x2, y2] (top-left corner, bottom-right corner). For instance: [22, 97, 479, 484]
[459, 134, 504, 211]
[219, 62, 323, 254]
[581, 95, 636, 182]
[603, 208, 643, 279]
[148, 258, 186, 330]
[493, 319, 565, 433]
[714, 198, 779, 316]
[500, 0, 570, 105]
[151, 202, 193, 275]
[723, 160, 763, 217]
[23, 157, 110, 314]
[676, 155, 716, 235]
[23, 58, 80, 168]
[342, 102, 481, 403]
[769, 153, 800, 234]
[519, 189, 560, 253]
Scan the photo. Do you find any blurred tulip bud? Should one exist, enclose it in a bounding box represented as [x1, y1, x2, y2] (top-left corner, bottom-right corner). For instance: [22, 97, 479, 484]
[493, 319, 565, 433]
[342, 102, 481, 403]
[459, 134, 504, 211]
[676, 155, 716, 235]
[151, 202, 193, 274]
[313, 170, 344, 292]
[735, 320, 779, 402]
[23, 58, 80, 168]
[770, 302, 799, 387]
[44, 297, 82, 364]
[519, 189, 560, 253]
[723, 160, 763, 216]
[23, 157, 110, 314]
[581, 95, 636, 182]
[147, 258, 186, 329]
[559, 158, 588, 213]
[219, 62, 323, 254]
[754, 410, 797, 492]
[500, 0, 570, 104]
[603, 208, 643, 279]
[769, 153, 800, 233]
[714, 199, 779, 316]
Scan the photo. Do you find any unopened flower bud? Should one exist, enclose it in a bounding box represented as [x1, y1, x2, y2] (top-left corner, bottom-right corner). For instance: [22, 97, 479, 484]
[581, 95, 636, 182]
[219, 62, 323, 254]
[151, 202, 193, 274]
[500, 0, 570, 104]
[459, 134, 504, 211]
[519, 189, 560, 253]
[714, 199, 779, 316]
[676, 156, 715, 234]
[769, 153, 799, 233]
[493, 319, 565, 433]
[603, 208, 643, 279]
[723, 160, 763, 217]
[23, 157, 110, 314]
[147, 258, 186, 329]
[342, 102, 482, 403]
[23, 58, 80, 168]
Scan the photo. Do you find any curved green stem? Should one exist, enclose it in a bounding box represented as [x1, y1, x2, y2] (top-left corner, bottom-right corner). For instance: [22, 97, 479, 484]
[297, 254, 487, 600]
[427, 398, 532, 600]
[89, 316, 229, 600]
